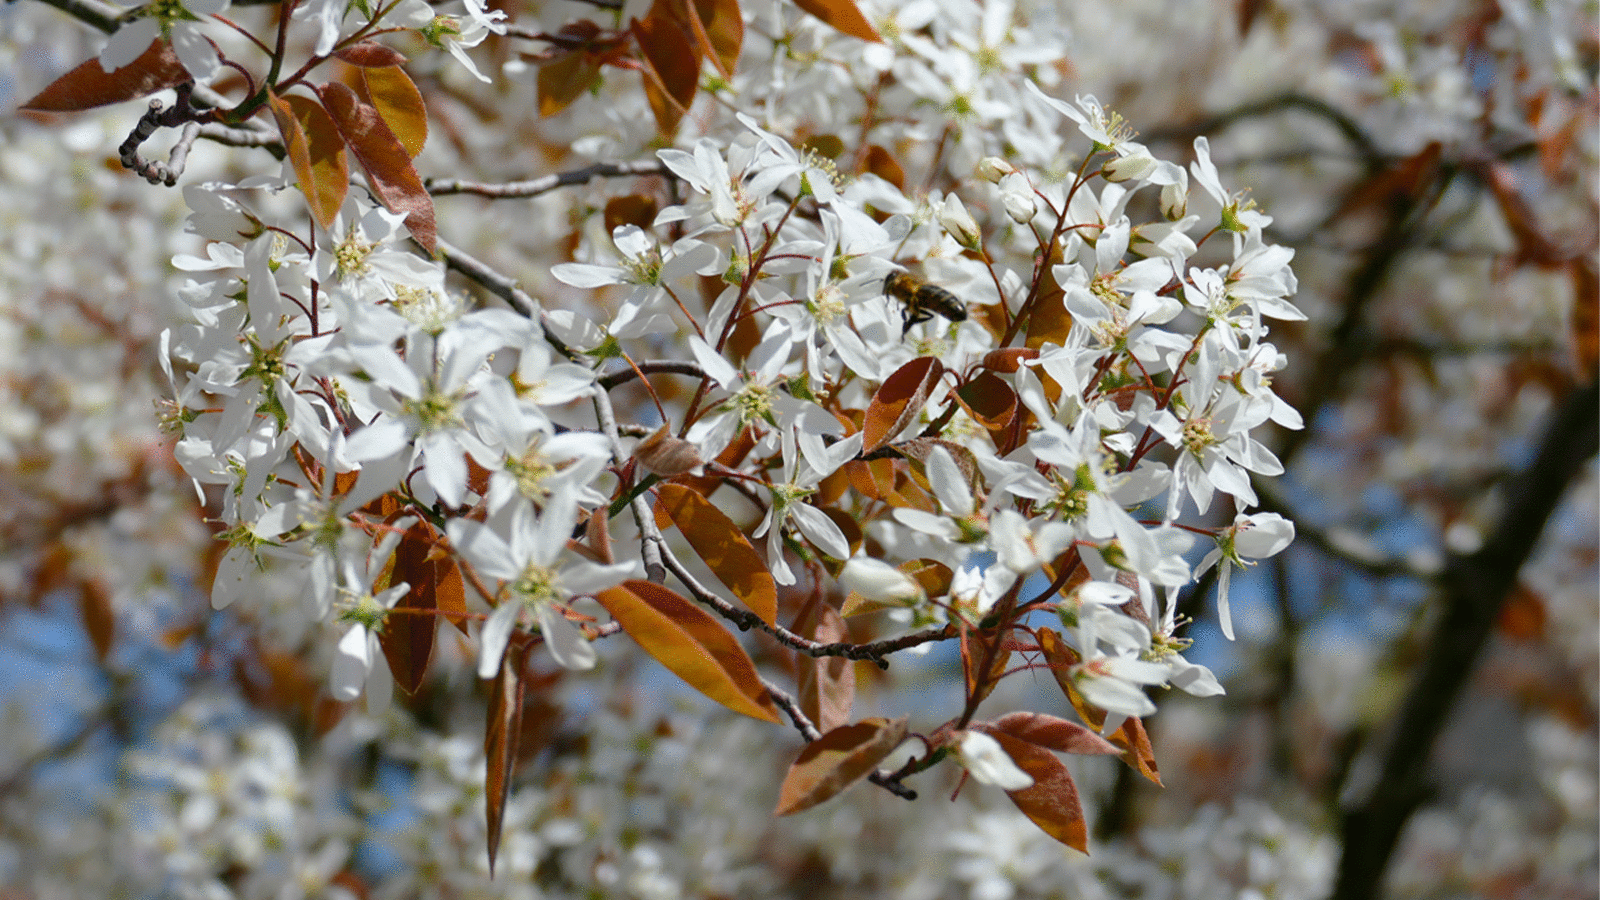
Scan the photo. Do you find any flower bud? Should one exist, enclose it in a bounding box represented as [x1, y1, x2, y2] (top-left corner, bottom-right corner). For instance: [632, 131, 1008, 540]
[976, 157, 1016, 183]
[839, 556, 924, 605]
[939, 194, 981, 251]
[998, 172, 1036, 224]
[632, 425, 705, 477]
[1160, 182, 1187, 220]
[1103, 150, 1157, 183]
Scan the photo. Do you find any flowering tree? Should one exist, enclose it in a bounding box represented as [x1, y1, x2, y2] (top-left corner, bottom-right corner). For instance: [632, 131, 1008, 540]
[0, 1, 1594, 899]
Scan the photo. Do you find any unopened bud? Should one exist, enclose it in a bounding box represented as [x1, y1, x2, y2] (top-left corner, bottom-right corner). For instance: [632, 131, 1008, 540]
[1102, 150, 1157, 183]
[998, 172, 1036, 224]
[976, 157, 1016, 183]
[939, 194, 981, 251]
[840, 556, 925, 605]
[1160, 181, 1187, 220]
[632, 425, 705, 477]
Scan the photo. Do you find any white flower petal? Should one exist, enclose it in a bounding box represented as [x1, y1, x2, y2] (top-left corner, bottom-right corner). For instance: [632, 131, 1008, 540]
[537, 603, 596, 671]
[330, 625, 372, 701]
[477, 601, 520, 679]
[958, 731, 1033, 791]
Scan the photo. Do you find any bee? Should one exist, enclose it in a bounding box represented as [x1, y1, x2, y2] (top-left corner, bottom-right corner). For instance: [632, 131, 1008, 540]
[883, 271, 967, 335]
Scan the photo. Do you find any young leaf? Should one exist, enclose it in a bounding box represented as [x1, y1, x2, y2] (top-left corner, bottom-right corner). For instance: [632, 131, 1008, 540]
[356, 66, 428, 159]
[861, 144, 905, 189]
[775, 717, 907, 815]
[655, 482, 777, 624]
[962, 627, 1011, 709]
[267, 90, 349, 230]
[692, 0, 743, 78]
[633, 425, 706, 477]
[378, 520, 463, 694]
[631, 13, 700, 137]
[794, 601, 854, 732]
[990, 711, 1120, 757]
[977, 728, 1090, 852]
[81, 579, 115, 662]
[1024, 243, 1071, 350]
[537, 49, 602, 117]
[1109, 716, 1162, 785]
[793, 0, 882, 43]
[1037, 627, 1099, 725]
[604, 194, 660, 235]
[335, 41, 409, 68]
[315, 81, 437, 253]
[484, 644, 526, 878]
[20, 41, 188, 112]
[595, 581, 781, 723]
[955, 371, 1018, 431]
[863, 357, 945, 453]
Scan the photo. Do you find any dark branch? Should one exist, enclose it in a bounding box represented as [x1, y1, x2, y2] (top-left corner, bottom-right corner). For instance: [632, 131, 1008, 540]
[1331, 377, 1599, 900]
[427, 160, 672, 199]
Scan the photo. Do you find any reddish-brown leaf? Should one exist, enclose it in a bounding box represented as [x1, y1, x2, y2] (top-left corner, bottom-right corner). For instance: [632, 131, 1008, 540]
[20, 41, 188, 112]
[980, 729, 1090, 852]
[693, 0, 743, 78]
[794, 602, 854, 732]
[793, 0, 882, 43]
[604, 194, 660, 235]
[537, 49, 602, 117]
[634, 424, 706, 477]
[839, 557, 951, 617]
[861, 144, 905, 189]
[631, 13, 700, 137]
[356, 66, 427, 159]
[979, 348, 1038, 373]
[892, 437, 981, 494]
[655, 483, 778, 624]
[990, 711, 1120, 756]
[801, 133, 845, 160]
[903, 558, 954, 600]
[962, 628, 1011, 709]
[955, 371, 1018, 431]
[80, 579, 115, 662]
[1572, 258, 1599, 376]
[1037, 627, 1099, 726]
[863, 357, 945, 452]
[843, 459, 882, 502]
[335, 41, 409, 67]
[379, 521, 461, 694]
[267, 90, 350, 231]
[674, 425, 756, 498]
[484, 644, 526, 878]
[1024, 242, 1071, 350]
[1109, 716, 1161, 785]
[595, 581, 781, 723]
[235, 647, 319, 715]
[775, 717, 907, 815]
[315, 81, 437, 253]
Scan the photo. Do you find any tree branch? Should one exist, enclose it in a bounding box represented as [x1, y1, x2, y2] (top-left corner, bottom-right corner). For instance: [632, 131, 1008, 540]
[427, 160, 671, 199]
[1331, 377, 1599, 900]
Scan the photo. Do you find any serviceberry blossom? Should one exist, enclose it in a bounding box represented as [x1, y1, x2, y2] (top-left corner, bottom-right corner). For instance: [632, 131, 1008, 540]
[1197, 512, 1296, 640]
[449, 490, 640, 676]
[100, 0, 228, 80]
[142, 0, 1308, 852]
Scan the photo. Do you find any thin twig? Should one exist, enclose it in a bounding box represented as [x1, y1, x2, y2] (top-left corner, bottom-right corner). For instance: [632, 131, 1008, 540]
[598, 361, 708, 392]
[427, 160, 671, 199]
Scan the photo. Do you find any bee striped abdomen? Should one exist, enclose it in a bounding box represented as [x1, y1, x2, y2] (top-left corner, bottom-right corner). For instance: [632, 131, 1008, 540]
[883, 272, 967, 334]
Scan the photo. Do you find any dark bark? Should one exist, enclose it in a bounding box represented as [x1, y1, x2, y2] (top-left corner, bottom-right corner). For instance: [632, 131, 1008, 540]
[1331, 377, 1599, 900]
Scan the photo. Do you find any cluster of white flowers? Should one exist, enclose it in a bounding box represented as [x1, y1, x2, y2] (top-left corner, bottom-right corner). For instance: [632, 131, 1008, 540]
[110, 0, 1318, 815]
[163, 79, 1303, 743]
